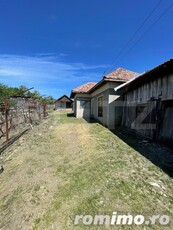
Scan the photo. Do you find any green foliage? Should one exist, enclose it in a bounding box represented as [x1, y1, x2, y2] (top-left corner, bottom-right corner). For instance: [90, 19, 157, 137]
[0, 83, 55, 105]
[42, 96, 55, 104]
[0, 83, 19, 98]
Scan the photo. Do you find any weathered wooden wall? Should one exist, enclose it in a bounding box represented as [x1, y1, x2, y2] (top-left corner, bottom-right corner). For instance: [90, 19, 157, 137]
[122, 73, 173, 147]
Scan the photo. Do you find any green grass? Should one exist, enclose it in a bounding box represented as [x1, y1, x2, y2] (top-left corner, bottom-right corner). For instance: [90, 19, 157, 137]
[1, 111, 172, 230]
[56, 111, 87, 124]
[33, 112, 173, 229]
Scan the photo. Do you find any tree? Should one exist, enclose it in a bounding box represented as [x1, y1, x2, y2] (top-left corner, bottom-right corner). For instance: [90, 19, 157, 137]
[0, 83, 55, 106]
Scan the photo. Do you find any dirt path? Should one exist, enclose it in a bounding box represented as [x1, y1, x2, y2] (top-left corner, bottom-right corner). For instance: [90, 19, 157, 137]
[0, 112, 95, 230]
[0, 112, 173, 230]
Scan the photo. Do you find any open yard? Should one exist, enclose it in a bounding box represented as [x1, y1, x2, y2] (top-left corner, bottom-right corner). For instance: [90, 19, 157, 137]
[0, 111, 173, 230]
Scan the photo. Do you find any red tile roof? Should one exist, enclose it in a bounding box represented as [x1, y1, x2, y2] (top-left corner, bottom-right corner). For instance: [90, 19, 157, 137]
[115, 59, 173, 92]
[70, 68, 138, 97]
[72, 82, 97, 93]
[104, 68, 138, 81]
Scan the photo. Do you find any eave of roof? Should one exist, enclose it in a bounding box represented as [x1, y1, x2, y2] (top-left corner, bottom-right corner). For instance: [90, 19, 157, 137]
[114, 58, 173, 93]
[55, 94, 72, 102]
[70, 68, 138, 97]
[70, 91, 91, 98]
[89, 68, 138, 93]
[70, 82, 97, 98]
[88, 76, 131, 94]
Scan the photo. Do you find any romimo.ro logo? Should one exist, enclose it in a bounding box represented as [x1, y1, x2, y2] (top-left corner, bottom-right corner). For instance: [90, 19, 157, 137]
[74, 212, 170, 226]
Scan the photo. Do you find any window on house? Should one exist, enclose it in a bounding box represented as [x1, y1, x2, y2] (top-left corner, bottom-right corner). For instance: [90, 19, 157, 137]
[98, 96, 103, 117]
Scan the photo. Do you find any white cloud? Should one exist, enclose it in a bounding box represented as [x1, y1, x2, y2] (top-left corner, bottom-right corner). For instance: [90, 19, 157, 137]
[0, 54, 107, 97]
[0, 69, 24, 76]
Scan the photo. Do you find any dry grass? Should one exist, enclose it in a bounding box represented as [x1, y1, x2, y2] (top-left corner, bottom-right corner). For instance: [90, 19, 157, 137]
[0, 111, 172, 230]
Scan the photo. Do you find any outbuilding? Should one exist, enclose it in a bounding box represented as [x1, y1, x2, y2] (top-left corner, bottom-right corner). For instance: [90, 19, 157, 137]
[54, 95, 73, 110]
[114, 59, 173, 147]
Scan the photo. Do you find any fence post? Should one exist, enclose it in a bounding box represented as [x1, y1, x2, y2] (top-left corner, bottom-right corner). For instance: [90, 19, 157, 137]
[38, 103, 41, 120]
[43, 102, 47, 117]
[4, 98, 9, 142]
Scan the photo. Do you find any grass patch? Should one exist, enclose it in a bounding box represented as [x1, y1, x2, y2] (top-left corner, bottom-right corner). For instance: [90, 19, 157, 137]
[1, 112, 173, 230]
[0, 187, 23, 212]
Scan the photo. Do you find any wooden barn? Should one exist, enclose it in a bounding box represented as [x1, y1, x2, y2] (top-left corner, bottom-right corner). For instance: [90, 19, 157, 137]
[54, 95, 73, 110]
[115, 59, 173, 148]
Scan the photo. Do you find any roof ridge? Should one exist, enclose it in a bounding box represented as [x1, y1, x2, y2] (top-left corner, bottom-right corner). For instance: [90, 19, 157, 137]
[104, 67, 138, 81]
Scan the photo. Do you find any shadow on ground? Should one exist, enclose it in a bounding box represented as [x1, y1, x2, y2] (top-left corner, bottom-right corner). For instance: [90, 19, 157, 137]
[67, 113, 97, 123]
[67, 113, 75, 117]
[111, 129, 173, 178]
[66, 113, 173, 178]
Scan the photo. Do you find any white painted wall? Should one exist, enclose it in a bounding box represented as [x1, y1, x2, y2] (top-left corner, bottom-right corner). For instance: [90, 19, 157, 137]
[73, 81, 124, 129]
[74, 94, 91, 119]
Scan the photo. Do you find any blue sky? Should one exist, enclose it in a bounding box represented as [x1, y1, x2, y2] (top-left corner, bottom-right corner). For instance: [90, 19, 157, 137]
[0, 0, 173, 98]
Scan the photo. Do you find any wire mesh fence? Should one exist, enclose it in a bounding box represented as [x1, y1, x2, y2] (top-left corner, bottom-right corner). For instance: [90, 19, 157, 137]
[0, 96, 48, 148]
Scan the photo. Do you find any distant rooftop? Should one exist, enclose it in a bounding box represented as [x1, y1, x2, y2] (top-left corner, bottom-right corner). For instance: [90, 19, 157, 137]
[71, 82, 97, 98]
[73, 82, 97, 93]
[104, 68, 138, 82]
[55, 94, 72, 102]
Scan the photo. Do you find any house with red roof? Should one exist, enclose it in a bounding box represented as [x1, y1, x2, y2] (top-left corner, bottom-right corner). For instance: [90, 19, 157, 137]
[70, 68, 137, 128]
